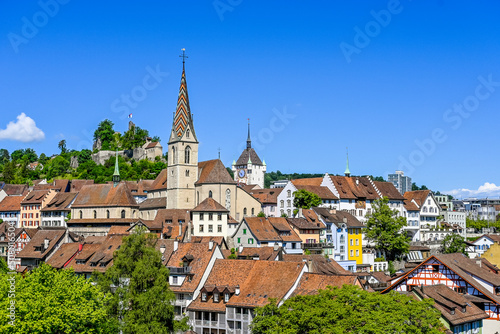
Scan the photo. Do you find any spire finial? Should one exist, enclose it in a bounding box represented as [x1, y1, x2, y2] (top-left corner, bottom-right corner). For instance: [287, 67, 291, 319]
[344, 147, 351, 177]
[246, 118, 251, 149]
[113, 150, 121, 186]
[218, 147, 221, 160]
[179, 48, 188, 68]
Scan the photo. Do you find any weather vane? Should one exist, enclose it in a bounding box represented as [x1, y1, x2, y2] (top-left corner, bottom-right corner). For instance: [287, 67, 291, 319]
[179, 48, 188, 64]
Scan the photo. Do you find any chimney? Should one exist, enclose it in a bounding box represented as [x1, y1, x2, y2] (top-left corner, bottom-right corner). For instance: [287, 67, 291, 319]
[273, 243, 279, 251]
[173, 240, 178, 252]
[343, 217, 347, 223]
[209, 240, 214, 251]
[235, 285, 240, 295]
[298, 208, 303, 218]
[160, 244, 166, 254]
[179, 221, 182, 237]
[43, 238, 50, 251]
[238, 245, 243, 253]
[476, 259, 482, 267]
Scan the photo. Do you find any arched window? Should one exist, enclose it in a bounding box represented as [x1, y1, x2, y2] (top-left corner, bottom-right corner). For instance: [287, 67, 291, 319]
[243, 208, 247, 216]
[172, 146, 176, 164]
[287, 190, 291, 197]
[93, 210, 97, 219]
[185, 146, 191, 164]
[106, 210, 110, 219]
[280, 200, 284, 208]
[225, 189, 231, 211]
[79, 210, 82, 219]
[287, 209, 291, 217]
[186, 129, 190, 138]
[209, 190, 213, 198]
[121, 210, 126, 219]
[251, 208, 255, 216]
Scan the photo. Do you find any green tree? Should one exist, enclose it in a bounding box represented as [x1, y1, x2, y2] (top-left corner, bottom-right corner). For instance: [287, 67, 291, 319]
[1, 161, 16, 183]
[58, 139, 67, 154]
[94, 119, 115, 151]
[78, 149, 92, 164]
[365, 197, 410, 261]
[10, 149, 24, 161]
[257, 211, 266, 217]
[0, 149, 9, 164]
[441, 234, 468, 256]
[0, 263, 114, 333]
[293, 189, 322, 210]
[38, 153, 48, 165]
[250, 285, 445, 334]
[46, 155, 70, 180]
[22, 148, 37, 163]
[228, 248, 238, 259]
[95, 229, 188, 333]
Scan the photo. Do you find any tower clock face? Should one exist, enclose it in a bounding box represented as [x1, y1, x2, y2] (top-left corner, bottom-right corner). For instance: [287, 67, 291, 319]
[238, 169, 246, 178]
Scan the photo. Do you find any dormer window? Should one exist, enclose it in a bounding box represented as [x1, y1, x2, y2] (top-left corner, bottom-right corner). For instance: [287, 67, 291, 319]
[214, 293, 219, 302]
[202, 292, 207, 302]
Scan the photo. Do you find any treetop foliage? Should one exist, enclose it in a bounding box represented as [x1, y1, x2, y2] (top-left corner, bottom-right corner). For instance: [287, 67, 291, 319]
[250, 285, 445, 334]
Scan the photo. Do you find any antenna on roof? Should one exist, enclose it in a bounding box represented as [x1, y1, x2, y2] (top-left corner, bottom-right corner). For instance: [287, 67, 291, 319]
[344, 147, 351, 177]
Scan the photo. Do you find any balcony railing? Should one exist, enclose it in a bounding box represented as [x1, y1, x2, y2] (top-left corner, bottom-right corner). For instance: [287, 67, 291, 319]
[302, 242, 327, 249]
[167, 266, 192, 274]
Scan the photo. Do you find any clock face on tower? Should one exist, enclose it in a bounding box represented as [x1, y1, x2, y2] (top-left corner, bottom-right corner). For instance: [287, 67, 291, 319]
[238, 169, 246, 178]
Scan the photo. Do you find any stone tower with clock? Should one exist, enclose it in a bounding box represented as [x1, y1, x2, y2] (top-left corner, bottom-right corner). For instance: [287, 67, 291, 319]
[232, 121, 266, 188]
[166, 60, 199, 209]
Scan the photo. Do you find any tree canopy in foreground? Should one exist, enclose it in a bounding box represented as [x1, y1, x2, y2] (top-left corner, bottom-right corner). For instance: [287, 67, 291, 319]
[251, 285, 445, 334]
[0, 263, 114, 333]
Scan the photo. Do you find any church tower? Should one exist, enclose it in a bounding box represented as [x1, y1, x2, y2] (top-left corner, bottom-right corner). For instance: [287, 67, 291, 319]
[166, 50, 199, 209]
[232, 120, 266, 188]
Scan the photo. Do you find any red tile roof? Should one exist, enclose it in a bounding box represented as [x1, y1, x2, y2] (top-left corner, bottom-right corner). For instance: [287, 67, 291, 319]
[2, 184, 28, 196]
[21, 190, 54, 205]
[282, 254, 351, 275]
[291, 178, 323, 186]
[243, 217, 281, 242]
[139, 197, 167, 210]
[294, 185, 338, 200]
[373, 181, 405, 200]
[16, 229, 66, 260]
[69, 180, 95, 193]
[196, 160, 235, 185]
[249, 188, 282, 205]
[0, 196, 24, 212]
[40, 192, 77, 212]
[292, 272, 361, 296]
[192, 198, 228, 212]
[404, 190, 431, 208]
[71, 182, 138, 208]
[150, 169, 168, 191]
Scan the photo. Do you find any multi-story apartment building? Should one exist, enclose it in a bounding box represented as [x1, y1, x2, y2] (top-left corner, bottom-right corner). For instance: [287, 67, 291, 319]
[20, 189, 57, 228]
[388, 170, 412, 195]
[0, 196, 24, 228]
[40, 192, 77, 228]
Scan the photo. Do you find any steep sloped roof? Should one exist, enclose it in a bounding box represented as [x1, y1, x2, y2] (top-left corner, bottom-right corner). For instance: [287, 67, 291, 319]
[192, 198, 228, 212]
[150, 169, 168, 191]
[41, 192, 77, 212]
[292, 272, 361, 296]
[0, 196, 24, 212]
[235, 148, 263, 166]
[196, 159, 235, 184]
[71, 182, 138, 208]
[404, 190, 431, 208]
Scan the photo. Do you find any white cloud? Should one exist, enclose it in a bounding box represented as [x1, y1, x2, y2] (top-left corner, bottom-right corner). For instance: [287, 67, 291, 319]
[445, 182, 500, 199]
[0, 113, 45, 142]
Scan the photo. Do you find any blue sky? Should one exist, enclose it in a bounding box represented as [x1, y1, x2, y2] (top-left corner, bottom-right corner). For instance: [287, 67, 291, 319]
[1, 1, 499, 198]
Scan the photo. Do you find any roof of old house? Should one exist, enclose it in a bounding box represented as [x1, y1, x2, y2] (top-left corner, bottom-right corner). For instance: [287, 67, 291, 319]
[235, 148, 263, 166]
[282, 254, 351, 275]
[2, 184, 28, 196]
[71, 182, 138, 208]
[21, 189, 53, 205]
[403, 190, 431, 208]
[155, 239, 176, 265]
[196, 159, 235, 185]
[69, 180, 95, 193]
[0, 195, 24, 212]
[192, 198, 228, 212]
[16, 229, 65, 260]
[478, 257, 499, 274]
[294, 185, 338, 200]
[145, 141, 160, 149]
[291, 178, 323, 186]
[84, 234, 125, 272]
[228, 260, 306, 308]
[187, 259, 257, 312]
[373, 181, 405, 200]
[139, 197, 167, 210]
[249, 188, 282, 205]
[41, 192, 77, 212]
[233, 246, 281, 261]
[32, 179, 70, 192]
[243, 217, 281, 242]
[286, 217, 325, 230]
[268, 217, 302, 242]
[329, 175, 357, 199]
[46, 243, 80, 268]
[190, 236, 228, 249]
[67, 218, 138, 225]
[383, 253, 500, 305]
[125, 180, 154, 196]
[473, 234, 500, 244]
[312, 207, 365, 228]
[370, 271, 391, 284]
[150, 169, 168, 191]
[166, 242, 219, 293]
[292, 272, 361, 296]
[153, 209, 190, 240]
[413, 285, 489, 325]
[107, 226, 130, 235]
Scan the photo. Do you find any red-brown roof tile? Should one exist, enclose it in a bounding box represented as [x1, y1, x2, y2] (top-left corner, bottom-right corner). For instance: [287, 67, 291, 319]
[71, 182, 138, 208]
[196, 160, 235, 185]
[0, 196, 24, 212]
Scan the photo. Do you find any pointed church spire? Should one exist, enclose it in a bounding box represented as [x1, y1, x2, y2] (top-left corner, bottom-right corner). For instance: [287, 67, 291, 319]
[170, 49, 197, 143]
[344, 147, 351, 177]
[246, 118, 251, 149]
[113, 150, 120, 186]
